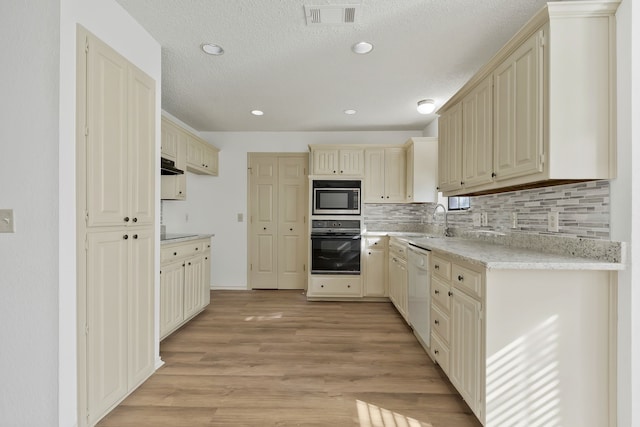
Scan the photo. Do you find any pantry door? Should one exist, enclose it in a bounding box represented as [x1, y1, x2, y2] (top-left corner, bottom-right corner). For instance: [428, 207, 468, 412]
[248, 153, 308, 289]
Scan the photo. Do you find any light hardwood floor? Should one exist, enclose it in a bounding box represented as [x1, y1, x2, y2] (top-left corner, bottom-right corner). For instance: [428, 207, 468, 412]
[97, 290, 481, 427]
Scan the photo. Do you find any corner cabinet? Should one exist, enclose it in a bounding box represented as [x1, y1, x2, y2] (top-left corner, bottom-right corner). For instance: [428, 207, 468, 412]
[160, 237, 212, 340]
[437, 1, 619, 196]
[406, 137, 438, 203]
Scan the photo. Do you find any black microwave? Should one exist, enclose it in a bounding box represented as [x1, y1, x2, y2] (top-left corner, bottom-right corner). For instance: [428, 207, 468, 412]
[312, 180, 361, 215]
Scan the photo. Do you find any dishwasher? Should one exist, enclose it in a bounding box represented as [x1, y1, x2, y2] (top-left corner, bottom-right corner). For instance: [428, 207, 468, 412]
[407, 244, 431, 352]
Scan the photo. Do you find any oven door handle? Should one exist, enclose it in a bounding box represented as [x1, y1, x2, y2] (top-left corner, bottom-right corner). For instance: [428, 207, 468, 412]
[310, 234, 361, 240]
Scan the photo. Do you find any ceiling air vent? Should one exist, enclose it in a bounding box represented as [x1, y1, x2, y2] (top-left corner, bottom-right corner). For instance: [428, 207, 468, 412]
[304, 4, 361, 25]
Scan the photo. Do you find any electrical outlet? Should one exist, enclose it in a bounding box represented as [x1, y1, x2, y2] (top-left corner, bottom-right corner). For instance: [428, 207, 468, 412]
[547, 211, 559, 232]
[472, 212, 481, 227]
[237, 213, 243, 222]
[511, 212, 518, 229]
[0, 209, 14, 233]
[481, 212, 488, 227]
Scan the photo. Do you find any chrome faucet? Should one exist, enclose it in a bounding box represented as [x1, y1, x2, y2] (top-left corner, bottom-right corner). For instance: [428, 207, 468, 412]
[433, 203, 449, 236]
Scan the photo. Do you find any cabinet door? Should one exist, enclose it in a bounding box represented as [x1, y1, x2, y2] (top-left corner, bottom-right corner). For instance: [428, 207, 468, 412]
[160, 118, 179, 161]
[364, 245, 387, 297]
[463, 75, 494, 188]
[186, 137, 205, 170]
[86, 231, 129, 424]
[384, 148, 407, 202]
[86, 37, 129, 227]
[203, 250, 211, 307]
[494, 31, 543, 181]
[203, 145, 219, 176]
[450, 289, 482, 418]
[438, 103, 463, 192]
[128, 66, 155, 226]
[312, 149, 338, 175]
[127, 228, 154, 386]
[339, 149, 364, 175]
[364, 149, 385, 202]
[160, 260, 185, 339]
[397, 260, 408, 320]
[184, 255, 205, 319]
[160, 175, 186, 200]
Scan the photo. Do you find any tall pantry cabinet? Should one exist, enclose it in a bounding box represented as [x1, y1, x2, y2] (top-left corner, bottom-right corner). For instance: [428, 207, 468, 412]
[77, 28, 156, 426]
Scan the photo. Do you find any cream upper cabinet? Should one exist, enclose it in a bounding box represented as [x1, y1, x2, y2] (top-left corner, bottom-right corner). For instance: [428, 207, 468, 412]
[494, 30, 543, 182]
[310, 146, 364, 176]
[405, 137, 438, 203]
[160, 118, 179, 161]
[364, 147, 406, 203]
[437, 104, 463, 193]
[437, 2, 618, 196]
[462, 75, 494, 188]
[160, 118, 187, 200]
[187, 136, 219, 176]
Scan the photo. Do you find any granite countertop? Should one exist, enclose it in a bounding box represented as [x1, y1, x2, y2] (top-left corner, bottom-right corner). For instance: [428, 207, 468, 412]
[160, 233, 214, 244]
[363, 231, 625, 271]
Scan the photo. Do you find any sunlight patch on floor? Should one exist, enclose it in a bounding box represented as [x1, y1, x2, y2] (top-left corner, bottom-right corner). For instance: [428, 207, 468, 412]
[244, 312, 283, 322]
[356, 400, 433, 427]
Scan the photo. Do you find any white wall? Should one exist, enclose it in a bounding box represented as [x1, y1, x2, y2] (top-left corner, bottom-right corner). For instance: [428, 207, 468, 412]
[0, 2, 60, 425]
[58, 1, 161, 426]
[162, 130, 422, 288]
[611, 1, 640, 425]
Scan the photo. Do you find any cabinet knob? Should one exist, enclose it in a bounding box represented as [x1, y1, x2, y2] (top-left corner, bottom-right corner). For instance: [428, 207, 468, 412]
[434, 349, 439, 355]
[290, 228, 293, 231]
[263, 227, 267, 230]
[436, 186, 440, 191]
[435, 264, 440, 270]
[124, 216, 130, 222]
[448, 291, 453, 297]
[173, 252, 177, 256]
[373, 242, 378, 245]
[321, 284, 324, 288]
[434, 289, 440, 295]
[123, 234, 129, 240]
[434, 319, 440, 325]
[179, 191, 183, 194]
[132, 217, 138, 223]
[368, 251, 371, 255]
[188, 262, 191, 265]
[461, 181, 465, 186]
[386, 196, 389, 198]
[195, 247, 199, 250]
[133, 234, 138, 239]
[491, 172, 497, 178]
[333, 170, 336, 174]
[205, 257, 208, 260]
[381, 196, 384, 199]
[458, 275, 464, 281]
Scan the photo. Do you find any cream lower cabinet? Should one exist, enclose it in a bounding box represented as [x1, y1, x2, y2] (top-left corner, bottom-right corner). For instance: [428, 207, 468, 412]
[160, 238, 211, 340]
[86, 228, 154, 426]
[388, 238, 408, 320]
[431, 250, 614, 426]
[363, 236, 388, 297]
[307, 275, 362, 298]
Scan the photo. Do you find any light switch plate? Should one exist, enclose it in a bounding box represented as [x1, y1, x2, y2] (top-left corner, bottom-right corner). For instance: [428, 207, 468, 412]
[472, 212, 481, 227]
[237, 213, 243, 222]
[0, 209, 15, 233]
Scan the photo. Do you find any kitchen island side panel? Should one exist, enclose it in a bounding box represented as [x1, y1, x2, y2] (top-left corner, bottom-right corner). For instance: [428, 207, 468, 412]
[484, 269, 612, 427]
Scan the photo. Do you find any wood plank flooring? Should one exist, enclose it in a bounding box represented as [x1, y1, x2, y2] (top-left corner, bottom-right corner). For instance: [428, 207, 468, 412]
[98, 290, 481, 427]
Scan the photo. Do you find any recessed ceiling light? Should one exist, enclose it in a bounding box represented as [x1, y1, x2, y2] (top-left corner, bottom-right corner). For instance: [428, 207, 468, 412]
[251, 110, 264, 116]
[417, 99, 436, 114]
[352, 41, 373, 55]
[201, 43, 224, 55]
[344, 109, 357, 115]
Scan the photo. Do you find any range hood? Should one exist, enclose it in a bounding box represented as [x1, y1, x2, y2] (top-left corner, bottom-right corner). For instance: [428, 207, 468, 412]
[161, 157, 184, 175]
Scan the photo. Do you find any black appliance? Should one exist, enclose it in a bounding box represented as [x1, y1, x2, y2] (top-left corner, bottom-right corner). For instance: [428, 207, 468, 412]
[161, 157, 185, 175]
[312, 180, 361, 215]
[310, 219, 361, 275]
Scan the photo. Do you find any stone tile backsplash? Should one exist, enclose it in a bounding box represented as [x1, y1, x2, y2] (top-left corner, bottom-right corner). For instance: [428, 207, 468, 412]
[364, 180, 611, 240]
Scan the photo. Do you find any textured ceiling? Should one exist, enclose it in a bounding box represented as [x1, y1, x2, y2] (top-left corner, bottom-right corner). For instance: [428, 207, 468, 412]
[116, 0, 553, 132]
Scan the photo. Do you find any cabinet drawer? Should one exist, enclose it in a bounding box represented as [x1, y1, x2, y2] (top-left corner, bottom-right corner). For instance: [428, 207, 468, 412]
[431, 276, 451, 312]
[365, 236, 387, 249]
[309, 276, 362, 297]
[389, 240, 407, 261]
[430, 332, 450, 375]
[452, 264, 483, 298]
[161, 240, 205, 263]
[431, 254, 451, 280]
[431, 303, 450, 344]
